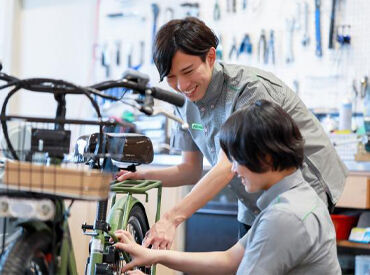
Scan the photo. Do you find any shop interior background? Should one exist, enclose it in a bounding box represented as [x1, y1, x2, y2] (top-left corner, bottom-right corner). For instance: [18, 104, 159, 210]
[0, 0, 369, 157]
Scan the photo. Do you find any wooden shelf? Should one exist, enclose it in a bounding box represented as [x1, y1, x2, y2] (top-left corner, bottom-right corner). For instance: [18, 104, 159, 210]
[337, 240, 370, 255]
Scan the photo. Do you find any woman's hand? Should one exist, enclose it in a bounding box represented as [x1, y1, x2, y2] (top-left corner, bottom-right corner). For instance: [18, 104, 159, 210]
[113, 230, 156, 272]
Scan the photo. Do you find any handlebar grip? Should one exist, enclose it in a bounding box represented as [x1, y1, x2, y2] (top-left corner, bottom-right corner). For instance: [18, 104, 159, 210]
[151, 87, 185, 107]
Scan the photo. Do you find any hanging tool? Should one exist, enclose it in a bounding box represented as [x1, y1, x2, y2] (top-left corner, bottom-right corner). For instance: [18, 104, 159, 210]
[293, 80, 300, 95]
[165, 7, 174, 21]
[286, 18, 295, 63]
[336, 25, 351, 46]
[127, 44, 133, 69]
[232, 0, 236, 13]
[360, 76, 368, 99]
[302, 1, 310, 46]
[213, 0, 221, 21]
[328, 0, 337, 49]
[315, 0, 322, 57]
[129, 41, 145, 71]
[151, 3, 160, 63]
[180, 2, 200, 17]
[115, 41, 121, 66]
[243, 0, 247, 10]
[258, 29, 267, 64]
[238, 34, 253, 56]
[216, 35, 224, 60]
[294, 2, 302, 31]
[228, 37, 238, 60]
[226, 0, 236, 13]
[266, 30, 275, 65]
[101, 44, 110, 78]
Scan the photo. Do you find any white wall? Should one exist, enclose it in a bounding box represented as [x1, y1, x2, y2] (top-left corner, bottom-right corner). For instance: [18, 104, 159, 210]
[6, 0, 97, 119]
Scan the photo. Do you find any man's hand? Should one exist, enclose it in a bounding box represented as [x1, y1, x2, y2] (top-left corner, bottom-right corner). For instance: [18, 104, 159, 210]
[114, 230, 155, 272]
[116, 169, 143, 182]
[143, 215, 177, 250]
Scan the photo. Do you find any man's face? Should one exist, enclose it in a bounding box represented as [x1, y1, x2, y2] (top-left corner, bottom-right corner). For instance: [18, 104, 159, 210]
[166, 48, 216, 102]
[231, 160, 272, 193]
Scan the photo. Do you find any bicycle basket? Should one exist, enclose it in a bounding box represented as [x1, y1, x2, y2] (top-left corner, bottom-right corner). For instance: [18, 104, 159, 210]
[0, 79, 121, 201]
[0, 120, 112, 201]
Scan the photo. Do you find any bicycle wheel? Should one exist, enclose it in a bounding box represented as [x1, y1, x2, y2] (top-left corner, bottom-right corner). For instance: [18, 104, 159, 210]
[0, 230, 52, 274]
[126, 204, 151, 274]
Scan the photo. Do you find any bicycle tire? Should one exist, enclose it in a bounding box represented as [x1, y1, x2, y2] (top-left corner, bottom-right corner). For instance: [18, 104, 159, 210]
[126, 204, 151, 274]
[0, 230, 51, 274]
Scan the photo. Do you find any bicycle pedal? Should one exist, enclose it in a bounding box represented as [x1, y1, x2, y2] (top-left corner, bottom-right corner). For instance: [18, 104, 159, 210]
[81, 222, 94, 232]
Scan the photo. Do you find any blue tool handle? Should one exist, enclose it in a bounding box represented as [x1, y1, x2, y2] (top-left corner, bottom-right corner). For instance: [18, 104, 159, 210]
[315, 0, 322, 57]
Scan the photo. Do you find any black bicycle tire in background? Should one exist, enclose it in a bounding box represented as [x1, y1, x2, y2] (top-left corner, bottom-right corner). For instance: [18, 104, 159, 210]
[126, 204, 151, 274]
[0, 230, 52, 274]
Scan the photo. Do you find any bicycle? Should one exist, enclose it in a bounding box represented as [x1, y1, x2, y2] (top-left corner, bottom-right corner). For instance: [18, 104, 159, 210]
[0, 63, 185, 275]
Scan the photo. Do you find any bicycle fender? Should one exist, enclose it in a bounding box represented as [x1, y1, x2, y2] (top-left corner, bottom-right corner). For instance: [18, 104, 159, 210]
[107, 196, 144, 233]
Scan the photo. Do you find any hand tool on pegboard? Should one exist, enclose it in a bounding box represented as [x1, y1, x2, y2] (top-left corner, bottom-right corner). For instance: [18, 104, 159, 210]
[314, 0, 322, 57]
[258, 29, 267, 64]
[115, 41, 121, 66]
[213, 0, 221, 21]
[226, 0, 236, 13]
[336, 25, 351, 46]
[228, 37, 238, 60]
[165, 7, 174, 21]
[266, 30, 275, 65]
[216, 35, 224, 60]
[101, 44, 110, 78]
[243, 0, 247, 10]
[180, 2, 200, 17]
[286, 18, 295, 63]
[328, 0, 337, 49]
[151, 3, 160, 64]
[302, 1, 310, 46]
[238, 34, 253, 57]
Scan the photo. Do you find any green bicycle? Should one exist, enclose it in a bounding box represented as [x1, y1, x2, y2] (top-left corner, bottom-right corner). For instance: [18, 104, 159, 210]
[0, 64, 184, 274]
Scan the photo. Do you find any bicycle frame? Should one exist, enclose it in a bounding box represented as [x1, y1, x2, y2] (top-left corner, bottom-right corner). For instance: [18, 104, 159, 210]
[86, 179, 162, 275]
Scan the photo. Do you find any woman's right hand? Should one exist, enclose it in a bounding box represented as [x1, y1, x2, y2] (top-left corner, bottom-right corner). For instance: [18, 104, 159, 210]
[114, 230, 156, 272]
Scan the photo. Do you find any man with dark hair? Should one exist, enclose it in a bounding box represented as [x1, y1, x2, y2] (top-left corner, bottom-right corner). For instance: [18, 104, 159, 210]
[117, 17, 347, 249]
[115, 100, 341, 274]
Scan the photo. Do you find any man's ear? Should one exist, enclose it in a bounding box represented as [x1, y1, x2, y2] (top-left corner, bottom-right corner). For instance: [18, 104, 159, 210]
[207, 47, 216, 67]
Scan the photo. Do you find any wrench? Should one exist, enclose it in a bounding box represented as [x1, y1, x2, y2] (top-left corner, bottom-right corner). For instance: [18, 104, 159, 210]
[302, 1, 310, 46]
[328, 0, 337, 49]
[315, 0, 322, 57]
[286, 18, 295, 63]
[151, 3, 160, 63]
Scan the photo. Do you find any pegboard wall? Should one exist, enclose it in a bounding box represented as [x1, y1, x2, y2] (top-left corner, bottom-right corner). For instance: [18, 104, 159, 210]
[95, 0, 370, 112]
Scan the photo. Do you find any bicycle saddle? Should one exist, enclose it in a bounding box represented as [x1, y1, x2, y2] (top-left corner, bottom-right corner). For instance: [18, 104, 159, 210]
[75, 133, 153, 166]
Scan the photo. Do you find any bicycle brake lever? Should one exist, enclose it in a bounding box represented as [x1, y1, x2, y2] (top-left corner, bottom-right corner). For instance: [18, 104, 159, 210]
[152, 108, 189, 130]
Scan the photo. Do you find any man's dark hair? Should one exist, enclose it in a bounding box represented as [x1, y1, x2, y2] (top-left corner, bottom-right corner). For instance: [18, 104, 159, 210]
[153, 17, 219, 81]
[219, 100, 304, 173]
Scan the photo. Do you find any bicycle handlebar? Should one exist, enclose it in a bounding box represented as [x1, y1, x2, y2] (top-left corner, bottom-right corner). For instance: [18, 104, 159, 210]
[0, 68, 185, 108]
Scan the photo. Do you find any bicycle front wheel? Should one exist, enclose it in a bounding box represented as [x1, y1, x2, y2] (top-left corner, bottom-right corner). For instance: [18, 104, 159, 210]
[126, 204, 151, 274]
[0, 230, 52, 274]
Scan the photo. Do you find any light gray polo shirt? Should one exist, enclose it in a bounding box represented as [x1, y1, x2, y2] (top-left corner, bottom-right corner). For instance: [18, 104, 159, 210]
[237, 170, 341, 275]
[171, 62, 348, 225]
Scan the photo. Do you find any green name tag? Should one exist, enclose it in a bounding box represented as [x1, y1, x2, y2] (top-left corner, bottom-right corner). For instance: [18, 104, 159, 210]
[191, 123, 204, 131]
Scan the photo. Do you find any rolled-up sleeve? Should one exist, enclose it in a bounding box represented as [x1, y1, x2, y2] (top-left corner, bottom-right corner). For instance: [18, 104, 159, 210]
[170, 108, 200, 152]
